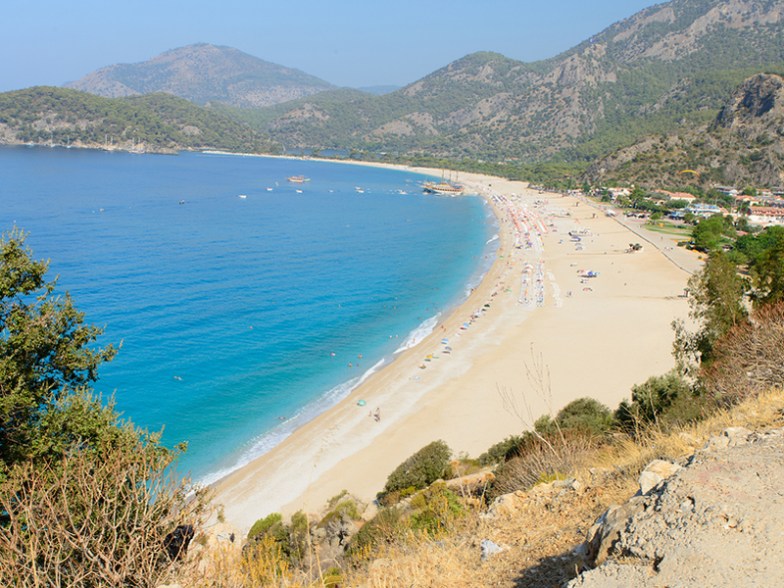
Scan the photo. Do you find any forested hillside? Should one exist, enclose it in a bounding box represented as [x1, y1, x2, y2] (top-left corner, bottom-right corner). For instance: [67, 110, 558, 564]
[253, 0, 783, 166]
[585, 72, 784, 188]
[0, 87, 275, 153]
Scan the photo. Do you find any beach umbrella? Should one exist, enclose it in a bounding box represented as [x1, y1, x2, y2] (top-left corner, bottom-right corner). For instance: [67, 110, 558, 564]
[357, 399, 367, 407]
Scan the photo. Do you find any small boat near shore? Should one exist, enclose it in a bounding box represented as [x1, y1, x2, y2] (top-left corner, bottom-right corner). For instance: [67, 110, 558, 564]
[287, 175, 310, 184]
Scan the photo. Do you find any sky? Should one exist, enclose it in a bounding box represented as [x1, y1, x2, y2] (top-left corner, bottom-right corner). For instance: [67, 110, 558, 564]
[3, 0, 659, 92]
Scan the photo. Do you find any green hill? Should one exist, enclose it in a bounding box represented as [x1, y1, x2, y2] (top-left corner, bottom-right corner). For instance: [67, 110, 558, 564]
[585, 72, 784, 188]
[0, 86, 275, 153]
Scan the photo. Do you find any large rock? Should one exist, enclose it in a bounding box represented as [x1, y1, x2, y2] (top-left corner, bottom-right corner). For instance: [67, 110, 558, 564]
[638, 459, 681, 495]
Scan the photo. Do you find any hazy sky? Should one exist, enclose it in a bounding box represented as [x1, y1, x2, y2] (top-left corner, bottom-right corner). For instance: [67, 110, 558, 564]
[3, 0, 658, 92]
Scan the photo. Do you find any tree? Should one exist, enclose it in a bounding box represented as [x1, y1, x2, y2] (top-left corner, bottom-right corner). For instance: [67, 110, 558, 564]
[615, 371, 694, 431]
[1, 228, 116, 469]
[0, 228, 208, 587]
[673, 251, 749, 370]
[691, 215, 734, 252]
[750, 227, 784, 306]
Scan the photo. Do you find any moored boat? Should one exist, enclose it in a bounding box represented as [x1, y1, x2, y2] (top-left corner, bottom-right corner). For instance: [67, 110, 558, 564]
[423, 181, 464, 195]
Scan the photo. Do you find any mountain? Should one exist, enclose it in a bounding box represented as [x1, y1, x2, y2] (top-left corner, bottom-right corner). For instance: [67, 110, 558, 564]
[0, 87, 274, 153]
[357, 85, 401, 96]
[585, 72, 784, 188]
[65, 43, 334, 108]
[256, 0, 783, 164]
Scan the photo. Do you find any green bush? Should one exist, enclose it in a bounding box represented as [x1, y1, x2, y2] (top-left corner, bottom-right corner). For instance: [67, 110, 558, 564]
[347, 507, 406, 560]
[535, 397, 614, 436]
[615, 371, 698, 431]
[382, 440, 452, 496]
[247, 512, 285, 543]
[409, 482, 464, 536]
[478, 434, 525, 465]
[319, 493, 362, 528]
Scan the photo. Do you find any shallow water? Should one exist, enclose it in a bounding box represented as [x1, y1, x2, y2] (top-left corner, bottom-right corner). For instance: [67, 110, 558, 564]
[0, 147, 496, 481]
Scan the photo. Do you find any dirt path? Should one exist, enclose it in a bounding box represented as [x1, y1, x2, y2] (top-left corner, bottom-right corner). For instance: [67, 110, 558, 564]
[569, 427, 784, 587]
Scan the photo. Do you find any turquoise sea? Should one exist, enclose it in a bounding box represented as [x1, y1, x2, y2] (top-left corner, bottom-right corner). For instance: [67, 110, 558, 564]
[0, 147, 497, 483]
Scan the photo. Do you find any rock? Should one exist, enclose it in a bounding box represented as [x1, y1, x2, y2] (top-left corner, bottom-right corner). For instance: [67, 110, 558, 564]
[483, 490, 527, 519]
[723, 426, 753, 446]
[583, 496, 647, 566]
[446, 470, 495, 498]
[480, 539, 504, 561]
[638, 459, 681, 495]
[554, 477, 583, 493]
[703, 426, 753, 451]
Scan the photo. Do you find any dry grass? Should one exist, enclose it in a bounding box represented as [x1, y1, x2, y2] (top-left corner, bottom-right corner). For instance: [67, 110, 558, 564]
[175, 388, 784, 588]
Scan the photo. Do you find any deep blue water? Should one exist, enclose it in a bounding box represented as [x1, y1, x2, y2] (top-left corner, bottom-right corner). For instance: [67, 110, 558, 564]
[0, 146, 496, 482]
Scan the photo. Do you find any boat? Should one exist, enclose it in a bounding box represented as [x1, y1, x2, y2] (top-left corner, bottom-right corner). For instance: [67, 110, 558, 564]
[287, 175, 310, 184]
[238, 194, 247, 199]
[423, 170, 464, 195]
[423, 181, 464, 196]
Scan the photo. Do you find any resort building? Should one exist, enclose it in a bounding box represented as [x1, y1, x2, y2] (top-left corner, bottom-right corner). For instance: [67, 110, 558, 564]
[746, 207, 784, 227]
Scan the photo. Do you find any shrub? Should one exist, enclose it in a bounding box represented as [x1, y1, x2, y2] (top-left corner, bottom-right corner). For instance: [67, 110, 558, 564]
[382, 440, 452, 496]
[347, 507, 406, 560]
[0, 433, 207, 588]
[248, 513, 284, 542]
[320, 491, 363, 526]
[702, 301, 784, 403]
[615, 371, 700, 432]
[488, 432, 597, 501]
[478, 434, 525, 465]
[535, 397, 614, 436]
[409, 482, 464, 536]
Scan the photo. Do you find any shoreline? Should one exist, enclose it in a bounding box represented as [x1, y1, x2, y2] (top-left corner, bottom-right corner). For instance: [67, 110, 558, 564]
[212, 163, 700, 531]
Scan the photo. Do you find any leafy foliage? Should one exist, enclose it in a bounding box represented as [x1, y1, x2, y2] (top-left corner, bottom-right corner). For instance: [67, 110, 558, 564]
[615, 371, 702, 431]
[534, 397, 614, 437]
[691, 215, 737, 252]
[382, 440, 452, 498]
[0, 228, 117, 469]
[0, 228, 207, 586]
[673, 251, 750, 369]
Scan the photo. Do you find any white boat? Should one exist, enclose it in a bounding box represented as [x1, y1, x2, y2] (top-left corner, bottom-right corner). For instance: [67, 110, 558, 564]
[423, 181, 464, 195]
[238, 194, 247, 199]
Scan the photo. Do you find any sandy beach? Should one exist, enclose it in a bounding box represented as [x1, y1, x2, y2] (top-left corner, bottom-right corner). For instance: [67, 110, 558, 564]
[213, 169, 698, 530]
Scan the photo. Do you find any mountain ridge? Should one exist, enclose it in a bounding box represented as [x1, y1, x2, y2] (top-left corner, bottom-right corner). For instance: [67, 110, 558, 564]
[585, 71, 784, 188]
[257, 0, 783, 163]
[65, 43, 335, 109]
